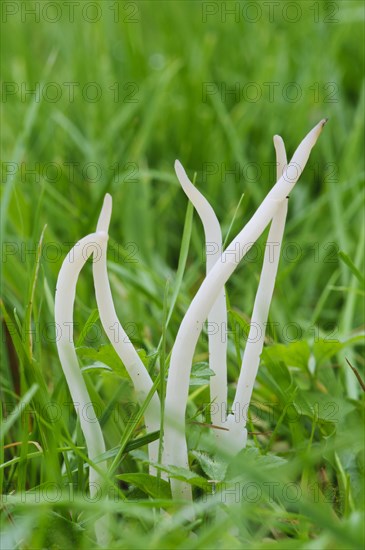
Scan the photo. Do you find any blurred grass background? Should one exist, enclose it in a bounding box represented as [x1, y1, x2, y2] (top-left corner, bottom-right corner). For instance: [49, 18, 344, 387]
[1, 1, 364, 548]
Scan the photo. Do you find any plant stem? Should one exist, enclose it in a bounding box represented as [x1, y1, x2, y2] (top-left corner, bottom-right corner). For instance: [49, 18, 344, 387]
[231, 135, 288, 433]
[93, 194, 161, 472]
[163, 120, 327, 500]
[174, 161, 228, 429]
[55, 232, 108, 545]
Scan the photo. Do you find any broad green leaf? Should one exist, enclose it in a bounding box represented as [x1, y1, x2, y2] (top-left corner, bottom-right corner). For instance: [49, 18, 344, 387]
[76, 344, 127, 377]
[262, 341, 311, 371]
[156, 464, 209, 489]
[116, 473, 171, 499]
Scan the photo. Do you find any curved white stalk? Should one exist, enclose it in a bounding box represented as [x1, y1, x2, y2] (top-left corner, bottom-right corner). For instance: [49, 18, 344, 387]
[93, 194, 161, 471]
[215, 137, 290, 524]
[163, 119, 327, 500]
[174, 161, 228, 428]
[55, 232, 108, 545]
[229, 135, 289, 441]
[274, 134, 288, 180]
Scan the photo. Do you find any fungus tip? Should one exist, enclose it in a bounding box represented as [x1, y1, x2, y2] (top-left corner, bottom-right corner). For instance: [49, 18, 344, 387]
[174, 160, 190, 189]
[174, 159, 184, 174]
[96, 194, 113, 233]
[314, 118, 328, 137]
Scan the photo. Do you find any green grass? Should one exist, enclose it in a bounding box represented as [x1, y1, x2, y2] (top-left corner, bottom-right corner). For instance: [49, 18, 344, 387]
[1, 1, 364, 548]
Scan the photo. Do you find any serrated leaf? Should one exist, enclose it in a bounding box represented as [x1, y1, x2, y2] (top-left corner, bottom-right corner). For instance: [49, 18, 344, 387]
[294, 392, 353, 423]
[313, 334, 365, 367]
[190, 362, 216, 387]
[191, 451, 227, 481]
[242, 446, 287, 469]
[227, 446, 287, 481]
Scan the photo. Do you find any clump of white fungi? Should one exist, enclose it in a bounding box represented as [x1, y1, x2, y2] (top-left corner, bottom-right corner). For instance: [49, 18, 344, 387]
[55, 119, 327, 540]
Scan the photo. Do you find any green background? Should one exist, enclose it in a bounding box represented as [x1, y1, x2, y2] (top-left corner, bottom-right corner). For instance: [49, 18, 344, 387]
[1, 1, 364, 548]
